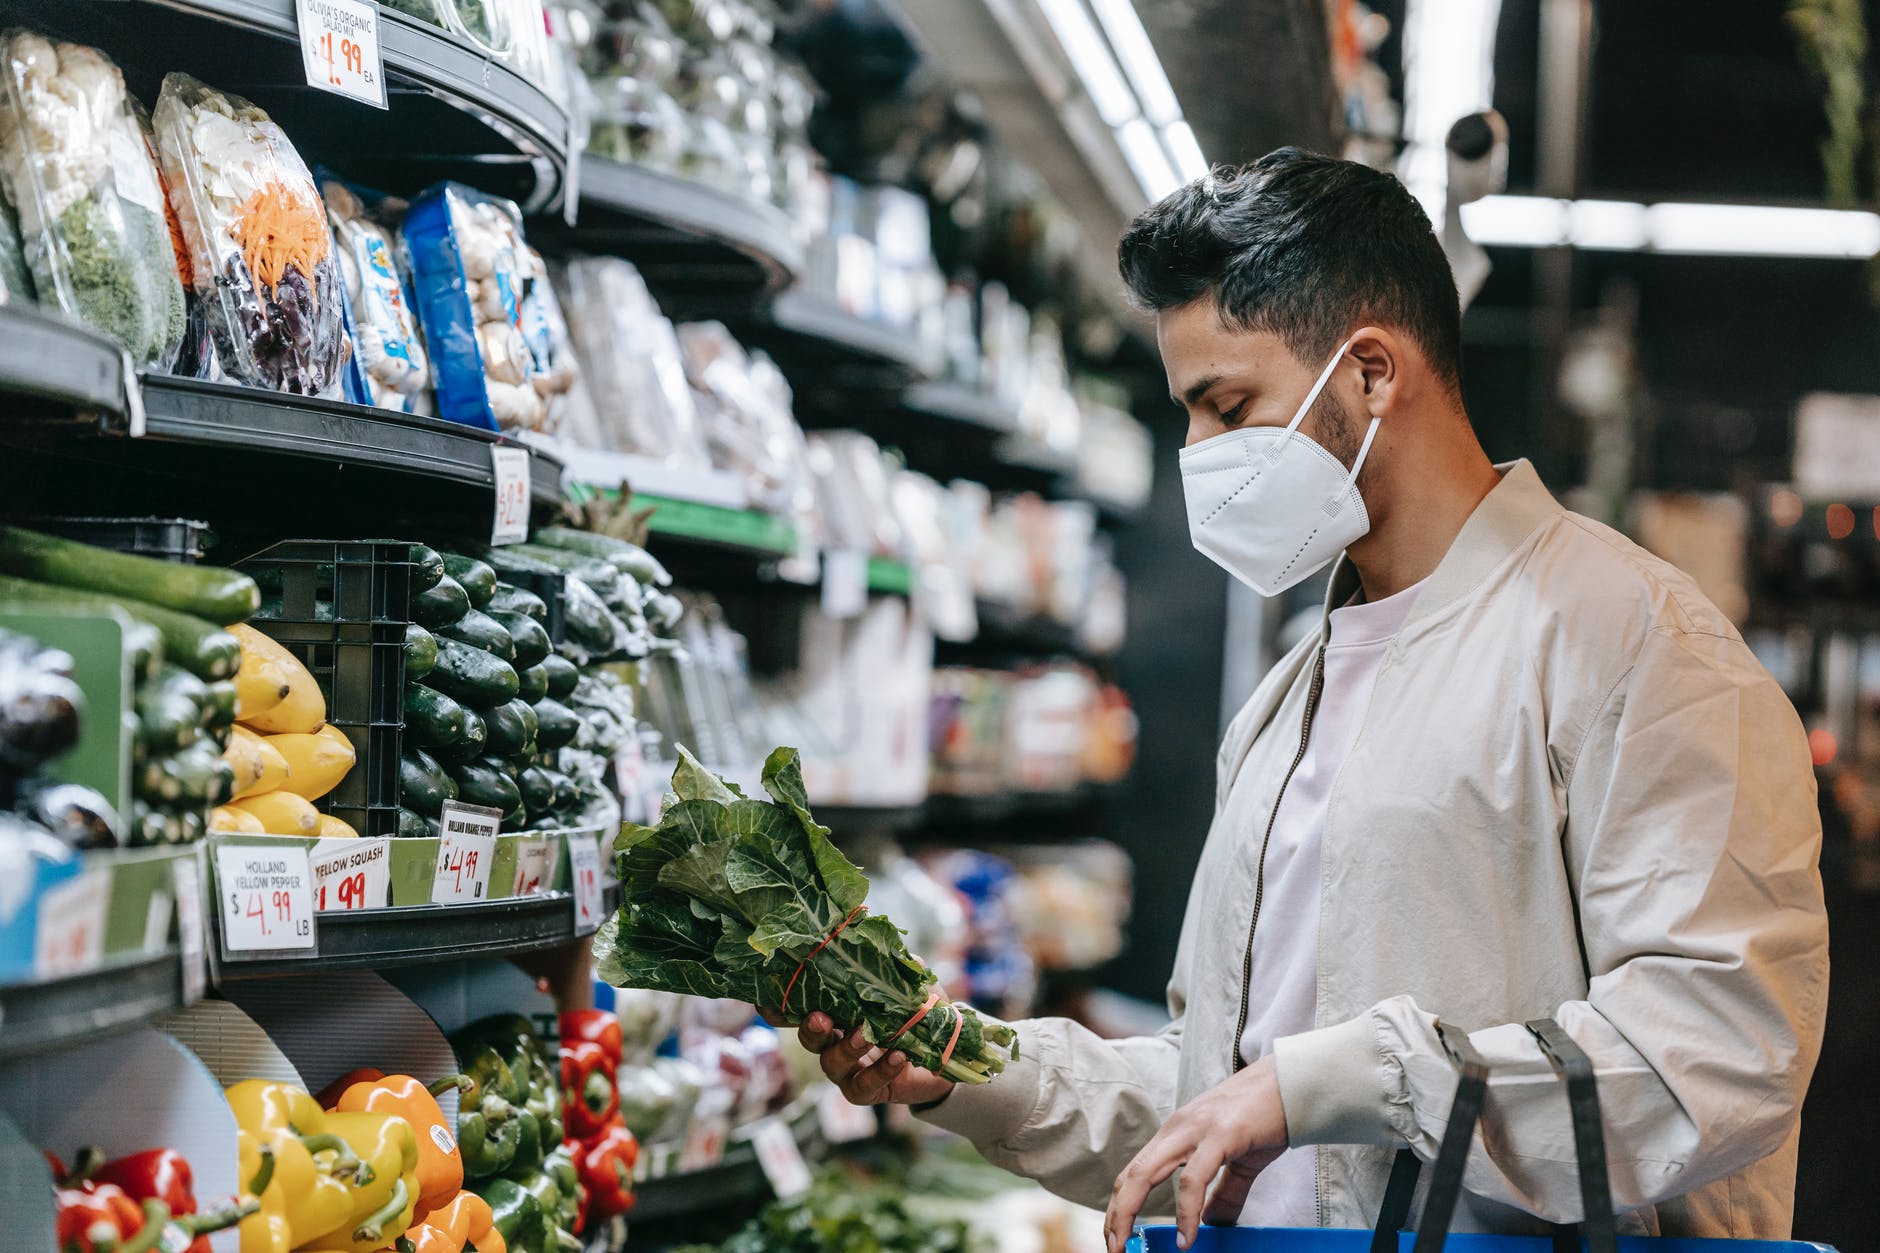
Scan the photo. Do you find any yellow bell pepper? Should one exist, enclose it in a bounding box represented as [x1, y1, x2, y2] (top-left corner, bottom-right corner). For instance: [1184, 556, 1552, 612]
[294, 1108, 419, 1253]
[237, 1131, 293, 1253]
[226, 1080, 367, 1250]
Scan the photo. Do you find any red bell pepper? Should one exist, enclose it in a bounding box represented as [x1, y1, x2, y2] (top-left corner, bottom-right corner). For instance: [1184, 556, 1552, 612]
[559, 1040, 619, 1141]
[93, 1147, 256, 1253]
[49, 1149, 172, 1253]
[575, 1119, 638, 1227]
[558, 1010, 622, 1069]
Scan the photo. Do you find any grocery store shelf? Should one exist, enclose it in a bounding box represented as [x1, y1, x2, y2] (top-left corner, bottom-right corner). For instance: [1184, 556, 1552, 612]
[10, 0, 569, 212]
[938, 599, 1085, 661]
[539, 157, 804, 304]
[817, 802, 930, 836]
[901, 381, 1021, 435]
[0, 951, 185, 1063]
[219, 885, 618, 978]
[734, 291, 937, 388]
[0, 306, 131, 420]
[631, 1100, 827, 1225]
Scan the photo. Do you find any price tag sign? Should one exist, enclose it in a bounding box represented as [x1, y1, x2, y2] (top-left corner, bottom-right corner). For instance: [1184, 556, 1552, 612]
[510, 836, 555, 898]
[214, 844, 316, 955]
[821, 549, 867, 619]
[432, 801, 500, 904]
[815, 1083, 879, 1144]
[748, 1117, 812, 1200]
[172, 857, 206, 1003]
[678, 1110, 728, 1172]
[34, 867, 112, 979]
[491, 446, 532, 545]
[295, 0, 386, 108]
[310, 838, 392, 912]
[569, 835, 604, 934]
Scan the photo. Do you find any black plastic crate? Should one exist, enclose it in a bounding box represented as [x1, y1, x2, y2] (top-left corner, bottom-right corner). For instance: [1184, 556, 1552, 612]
[12, 516, 214, 563]
[235, 540, 412, 837]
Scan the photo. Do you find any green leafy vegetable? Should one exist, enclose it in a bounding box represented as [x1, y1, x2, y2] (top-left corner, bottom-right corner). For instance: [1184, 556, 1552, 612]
[596, 747, 1018, 1086]
[672, 1168, 986, 1253]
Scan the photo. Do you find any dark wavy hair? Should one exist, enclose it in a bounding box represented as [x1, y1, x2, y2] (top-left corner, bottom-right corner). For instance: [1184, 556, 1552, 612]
[1117, 148, 1462, 392]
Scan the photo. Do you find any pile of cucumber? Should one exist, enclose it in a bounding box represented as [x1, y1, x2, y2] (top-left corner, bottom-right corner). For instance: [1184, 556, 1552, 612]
[0, 527, 257, 846]
[399, 547, 589, 835]
[476, 528, 680, 663]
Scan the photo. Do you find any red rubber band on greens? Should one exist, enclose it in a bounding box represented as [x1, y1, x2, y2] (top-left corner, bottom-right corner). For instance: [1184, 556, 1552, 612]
[886, 990, 941, 1046]
[939, 1004, 966, 1070]
[784, 905, 866, 1015]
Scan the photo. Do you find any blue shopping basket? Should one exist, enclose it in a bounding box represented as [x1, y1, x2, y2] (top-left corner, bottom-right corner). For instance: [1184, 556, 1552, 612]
[1129, 1020, 1835, 1253]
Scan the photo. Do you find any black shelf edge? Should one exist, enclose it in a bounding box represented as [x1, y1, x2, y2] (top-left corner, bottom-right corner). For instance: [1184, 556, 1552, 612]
[630, 1102, 826, 1224]
[0, 950, 184, 1062]
[817, 803, 930, 836]
[901, 381, 1019, 434]
[218, 886, 615, 977]
[549, 158, 804, 301]
[0, 305, 130, 418]
[140, 377, 564, 506]
[758, 291, 936, 377]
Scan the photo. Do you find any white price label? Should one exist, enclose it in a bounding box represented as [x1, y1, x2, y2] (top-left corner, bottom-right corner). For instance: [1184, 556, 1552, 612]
[569, 835, 604, 934]
[215, 844, 316, 954]
[310, 838, 392, 912]
[749, 1117, 812, 1200]
[295, 0, 387, 109]
[172, 857, 206, 1003]
[678, 1110, 728, 1172]
[490, 446, 532, 545]
[432, 802, 500, 904]
[821, 549, 867, 619]
[510, 836, 555, 898]
[815, 1083, 879, 1144]
[34, 867, 112, 979]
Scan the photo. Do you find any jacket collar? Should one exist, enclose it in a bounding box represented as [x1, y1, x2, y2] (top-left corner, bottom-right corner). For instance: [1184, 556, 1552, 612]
[1320, 459, 1562, 635]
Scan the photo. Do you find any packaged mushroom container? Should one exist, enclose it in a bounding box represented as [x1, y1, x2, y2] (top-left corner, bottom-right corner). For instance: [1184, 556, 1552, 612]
[323, 179, 428, 411]
[0, 32, 184, 365]
[402, 180, 549, 433]
[152, 72, 346, 395]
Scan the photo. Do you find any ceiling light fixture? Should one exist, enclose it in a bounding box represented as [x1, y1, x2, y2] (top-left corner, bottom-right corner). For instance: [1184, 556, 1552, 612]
[1116, 117, 1180, 200]
[1162, 119, 1209, 182]
[1461, 194, 1880, 258]
[1088, 0, 1181, 125]
[1035, 0, 1139, 127]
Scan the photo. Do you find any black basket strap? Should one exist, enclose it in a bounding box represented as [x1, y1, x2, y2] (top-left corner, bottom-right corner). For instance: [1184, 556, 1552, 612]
[1371, 1150, 1424, 1253]
[1412, 1024, 1493, 1253]
[1525, 1019, 1619, 1253]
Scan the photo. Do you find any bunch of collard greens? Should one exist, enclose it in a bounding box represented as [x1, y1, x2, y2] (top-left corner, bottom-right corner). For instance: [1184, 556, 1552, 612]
[673, 1170, 985, 1253]
[596, 746, 1017, 1085]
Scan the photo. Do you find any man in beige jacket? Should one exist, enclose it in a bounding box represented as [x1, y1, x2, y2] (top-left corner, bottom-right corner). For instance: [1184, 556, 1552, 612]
[794, 149, 1829, 1250]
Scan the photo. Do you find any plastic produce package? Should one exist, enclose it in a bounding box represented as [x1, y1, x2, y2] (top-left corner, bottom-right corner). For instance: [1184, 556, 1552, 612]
[0, 32, 184, 365]
[517, 247, 580, 435]
[0, 186, 30, 304]
[403, 181, 551, 432]
[322, 180, 428, 410]
[559, 255, 711, 466]
[152, 72, 345, 394]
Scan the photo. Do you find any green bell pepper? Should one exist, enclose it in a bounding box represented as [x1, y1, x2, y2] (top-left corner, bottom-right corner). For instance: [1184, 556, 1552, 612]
[509, 1106, 544, 1176]
[473, 1176, 548, 1253]
[542, 1142, 581, 1238]
[457, 1042, 526, 1180]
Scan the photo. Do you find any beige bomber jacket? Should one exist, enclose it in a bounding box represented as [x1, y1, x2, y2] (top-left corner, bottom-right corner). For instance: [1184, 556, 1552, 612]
[922, 460, 1829, 1237]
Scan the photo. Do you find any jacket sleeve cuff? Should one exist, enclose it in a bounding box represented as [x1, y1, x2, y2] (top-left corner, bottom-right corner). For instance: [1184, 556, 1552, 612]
[914, 1021, 1046, 1148]
[1272, 1012, 1401, 1147]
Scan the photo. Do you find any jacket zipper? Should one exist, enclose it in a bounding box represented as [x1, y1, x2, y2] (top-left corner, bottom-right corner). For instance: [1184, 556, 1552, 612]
[1231, 643, 1327, 1074]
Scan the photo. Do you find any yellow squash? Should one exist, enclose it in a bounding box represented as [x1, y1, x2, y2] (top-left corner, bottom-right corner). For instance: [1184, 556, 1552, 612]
[315, 813, 359, 839]
[232, 624, 326, 734]
[230, 789, 320, 836]
[235, 645, 294, 722]
[211, 804, 266, 834]
[228, 725, 292, 799]
[268, 726, 355, 800]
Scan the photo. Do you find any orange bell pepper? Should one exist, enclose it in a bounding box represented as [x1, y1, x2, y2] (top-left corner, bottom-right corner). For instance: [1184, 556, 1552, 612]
[328, 1074, 470, 1212]
[402, 1190, 504, 1253]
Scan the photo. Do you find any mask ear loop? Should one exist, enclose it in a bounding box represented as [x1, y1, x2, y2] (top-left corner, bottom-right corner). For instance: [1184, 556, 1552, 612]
[1327, 413, 1385, 513]
[1269, 335, 1359, 462]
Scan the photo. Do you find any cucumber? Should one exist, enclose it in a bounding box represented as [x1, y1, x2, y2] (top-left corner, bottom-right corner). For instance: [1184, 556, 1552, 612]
[539, 653, 579, 700]
[201, 679, 237, 729]
[137, 664, 207, 753]
[506, 544, 620, 599]
[480, 548, 564, 580]
[0, 525, 261, 624]
[408, 544, 445, 592]
[530, 527, 671, 586]
[483, 698, 539, 757]
[532, 697, 579, 751]
[129, 800, 180, 847]
[488, 582, 547, 621]
[410, 575, 470, 629]
[560, 577, 623, 656]
[515, 662, 548, 705]
[439, 608, 517, 663]
[0, 574, 237, 680]
[449, 755, 521, 815]
[441, 553, 499, 607]
[502, 801, 527, 832]
[422, 636, 519, 708]
[404, 682, 468, 749]
[404, 623, 438, 680]
[137, 740, 233, 806]
[397, 807, 431, 838]
[487, 609, 549, 669]
[518, 765, 557, 813]
[399, 747, 456, 815]
[433, 707, 486, 765]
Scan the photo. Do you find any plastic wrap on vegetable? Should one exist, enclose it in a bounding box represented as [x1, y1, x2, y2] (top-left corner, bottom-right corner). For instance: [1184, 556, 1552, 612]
[0, 183, 31, 304]
[324, 180, 428, 411]
[0, 33, 184, 366]
[559, 255, 712, 466]
[518, 247, 579, 435]
[403, 181, 549, 433]
[151, 72, 345, 395]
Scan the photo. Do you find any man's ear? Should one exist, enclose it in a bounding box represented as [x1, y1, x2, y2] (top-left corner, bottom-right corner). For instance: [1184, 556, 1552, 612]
[1346, 327, 1399, 413]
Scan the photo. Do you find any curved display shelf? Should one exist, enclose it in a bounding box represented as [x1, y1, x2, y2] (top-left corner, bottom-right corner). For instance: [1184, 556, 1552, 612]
[630, 1099, 828, 1226]
[540, 158, 804, 305]
[735, 291, 936, 388]
[0, 951, 186, 1063]
[0, 306, 130, 420]
[901, 380, 1021, 435]
[10, 0, 569, 211]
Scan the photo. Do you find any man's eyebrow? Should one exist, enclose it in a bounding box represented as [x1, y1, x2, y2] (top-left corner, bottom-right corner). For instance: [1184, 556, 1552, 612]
[1175, 373, 1223, 408]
